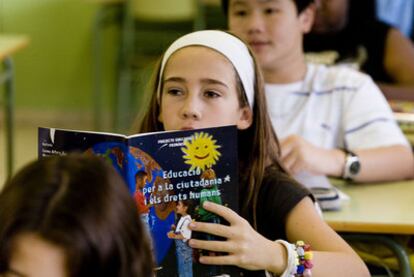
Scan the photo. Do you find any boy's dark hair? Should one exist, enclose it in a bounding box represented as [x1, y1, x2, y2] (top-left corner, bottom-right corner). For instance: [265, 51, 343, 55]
[0, 154, 154, 276]
[135, 169, 148, 180]
[221, 0, 314, 15]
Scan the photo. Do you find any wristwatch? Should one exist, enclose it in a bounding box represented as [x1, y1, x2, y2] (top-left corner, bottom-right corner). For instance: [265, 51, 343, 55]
[342, 149, 361, 180]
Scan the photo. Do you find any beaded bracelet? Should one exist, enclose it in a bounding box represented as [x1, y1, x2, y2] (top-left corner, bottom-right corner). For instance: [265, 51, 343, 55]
[294, 240, 313, 277]
[274, 240, 313, 277]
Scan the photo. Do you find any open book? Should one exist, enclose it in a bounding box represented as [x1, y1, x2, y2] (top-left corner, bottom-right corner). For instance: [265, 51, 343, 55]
[38, 125, 241, 277]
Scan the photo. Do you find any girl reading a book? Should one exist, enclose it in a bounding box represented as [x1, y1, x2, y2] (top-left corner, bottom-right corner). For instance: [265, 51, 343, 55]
[0, 154, 154, 277]
[136, 30, 369, 276]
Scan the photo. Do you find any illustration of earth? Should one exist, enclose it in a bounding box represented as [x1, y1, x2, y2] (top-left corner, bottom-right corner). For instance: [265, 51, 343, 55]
[87, 142, 176, 265]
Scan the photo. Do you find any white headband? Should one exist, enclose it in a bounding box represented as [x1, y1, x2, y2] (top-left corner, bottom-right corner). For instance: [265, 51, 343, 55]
[157, 30, 255, 109]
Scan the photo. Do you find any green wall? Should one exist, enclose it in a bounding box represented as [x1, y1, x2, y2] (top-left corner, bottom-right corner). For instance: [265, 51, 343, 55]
[1, 0, 118, 113]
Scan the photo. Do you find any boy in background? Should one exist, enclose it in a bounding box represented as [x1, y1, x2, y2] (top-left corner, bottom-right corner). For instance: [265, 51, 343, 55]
[222, 0, 413, 185]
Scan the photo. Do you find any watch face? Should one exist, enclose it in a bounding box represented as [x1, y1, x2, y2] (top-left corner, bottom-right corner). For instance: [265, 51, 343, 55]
[349, 160, 361, 175]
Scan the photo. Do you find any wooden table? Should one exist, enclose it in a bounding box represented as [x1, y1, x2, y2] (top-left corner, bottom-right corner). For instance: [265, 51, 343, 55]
[324, 180, 414, 234]
[0, 35, 29, 178]
[323, 180, 414, 276]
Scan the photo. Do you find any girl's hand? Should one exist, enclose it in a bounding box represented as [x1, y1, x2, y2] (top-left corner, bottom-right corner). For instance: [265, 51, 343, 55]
[188, 201, 286, 273]
[167, 231, 176, 239]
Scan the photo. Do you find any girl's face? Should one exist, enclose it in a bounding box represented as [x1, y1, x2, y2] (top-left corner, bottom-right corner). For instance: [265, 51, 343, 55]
[228, 0, 314, 72]
[5, 233, 66, 277]
[176, 201, 188, 215]
[158, 46, 252, 131]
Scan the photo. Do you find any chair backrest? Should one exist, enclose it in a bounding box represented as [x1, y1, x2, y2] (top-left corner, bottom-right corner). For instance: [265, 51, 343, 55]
[131, 0, 199, 22]
[128, 0, 205, 57]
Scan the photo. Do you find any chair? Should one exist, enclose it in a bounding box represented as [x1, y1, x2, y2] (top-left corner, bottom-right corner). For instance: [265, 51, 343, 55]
[115, 0, 205, 132]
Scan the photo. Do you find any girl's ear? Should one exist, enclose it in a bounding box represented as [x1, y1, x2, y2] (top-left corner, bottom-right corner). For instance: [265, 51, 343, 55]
[299, 3, 316, 34]
[237, 106, 253, 130]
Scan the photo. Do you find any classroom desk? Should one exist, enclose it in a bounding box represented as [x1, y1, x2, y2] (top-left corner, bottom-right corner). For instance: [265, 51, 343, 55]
[0, 35, 29, 178]
[323, 180, 414, 276]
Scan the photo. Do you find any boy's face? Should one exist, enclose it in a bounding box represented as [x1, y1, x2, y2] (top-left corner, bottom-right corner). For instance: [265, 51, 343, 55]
[228, 0, 314, 73]
[135, 174, 147, 190]
[158, 46, 252, 131]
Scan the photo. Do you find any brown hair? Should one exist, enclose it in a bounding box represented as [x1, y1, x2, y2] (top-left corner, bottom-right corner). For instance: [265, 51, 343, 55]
[134, 31, 286, 227]
[0, 154, 154, 276]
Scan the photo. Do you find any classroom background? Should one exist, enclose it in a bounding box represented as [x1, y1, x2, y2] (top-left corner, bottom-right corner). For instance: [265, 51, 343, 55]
[0, 0, 117, 186]
[0, 0, 413, 185]
[1, 1, 414, 276]
[0, 0, 228, 186]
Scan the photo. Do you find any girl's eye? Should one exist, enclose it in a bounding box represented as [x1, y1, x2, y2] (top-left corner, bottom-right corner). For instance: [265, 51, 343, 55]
[166, 88, 183, 96]
[232, 9, 247, 17]
[204, 90, 220, 98]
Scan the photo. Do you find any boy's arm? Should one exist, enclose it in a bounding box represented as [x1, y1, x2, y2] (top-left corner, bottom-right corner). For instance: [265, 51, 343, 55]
[352, 145, 414, 182]
[281, 135, 414, 182]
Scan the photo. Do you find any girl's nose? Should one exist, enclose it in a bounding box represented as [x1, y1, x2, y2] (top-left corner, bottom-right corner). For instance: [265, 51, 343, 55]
[181, 96, 201, 120]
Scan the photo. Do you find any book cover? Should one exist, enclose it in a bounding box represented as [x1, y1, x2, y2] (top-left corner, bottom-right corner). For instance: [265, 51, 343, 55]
[38, 126, 240, 276]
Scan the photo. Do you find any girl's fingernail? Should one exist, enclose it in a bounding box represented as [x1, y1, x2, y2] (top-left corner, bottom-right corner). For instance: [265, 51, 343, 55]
[203, 201, 210, 208]
[189, 222, 197, 229]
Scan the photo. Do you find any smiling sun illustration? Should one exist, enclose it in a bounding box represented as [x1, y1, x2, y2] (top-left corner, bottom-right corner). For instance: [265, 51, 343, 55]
[181, 132, 221, 171]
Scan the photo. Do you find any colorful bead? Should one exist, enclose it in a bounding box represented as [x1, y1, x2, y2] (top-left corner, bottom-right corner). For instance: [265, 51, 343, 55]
[297, 264, 305, 274]
[297, 247, 305, 256]
[304, 251, 313, 260]
[303, 268, 312, 277]
[304, 260, 313, 269]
